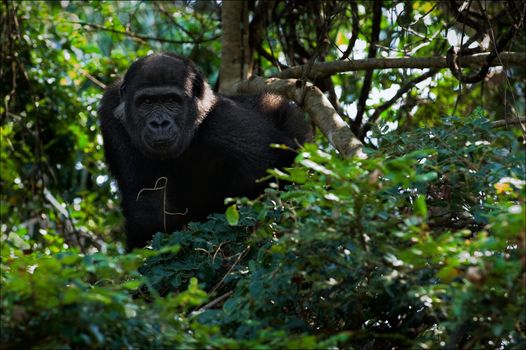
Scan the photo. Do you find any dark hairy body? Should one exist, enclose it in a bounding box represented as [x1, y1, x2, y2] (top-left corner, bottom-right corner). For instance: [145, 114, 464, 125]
[99, 53, 311, 249]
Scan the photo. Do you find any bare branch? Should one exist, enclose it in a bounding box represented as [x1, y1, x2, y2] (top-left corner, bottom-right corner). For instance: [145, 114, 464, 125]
[194, 291, 234, 313]
[354, 0, 383, 135]
[339, 1, 360, 60]
[492, 116, 526, 127]
[208, 246, 251, 296]
[153, 2, 195, 39]
[449, 0, 487, 34]
[233, 76, 365, 158]
[80, 70, 106, 90]
[71, 21, 219, 45]
[363, 68, 440, 136]
[275, 52, 526, 79]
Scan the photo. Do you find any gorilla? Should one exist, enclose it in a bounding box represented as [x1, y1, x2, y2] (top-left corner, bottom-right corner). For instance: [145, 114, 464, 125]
[99, 53, 311, 249]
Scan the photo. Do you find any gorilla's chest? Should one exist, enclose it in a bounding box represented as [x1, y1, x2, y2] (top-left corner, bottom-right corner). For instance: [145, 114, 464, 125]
[135, 155, 247, 226]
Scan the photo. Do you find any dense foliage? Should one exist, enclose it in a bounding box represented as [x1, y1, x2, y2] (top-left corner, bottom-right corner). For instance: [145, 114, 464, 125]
[3, 114, 524, 348]
[1, 1, 525, 349]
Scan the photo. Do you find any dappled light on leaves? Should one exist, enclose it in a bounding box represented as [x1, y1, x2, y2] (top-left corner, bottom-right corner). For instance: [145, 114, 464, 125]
[1, 1, 525, 349]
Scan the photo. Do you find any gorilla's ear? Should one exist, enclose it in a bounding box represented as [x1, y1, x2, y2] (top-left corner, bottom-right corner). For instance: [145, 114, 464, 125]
[119, 82, 126, 98]
[113, 102, 126, 121]
[113, 81, 126, 121]
[191, 69, 204, 99]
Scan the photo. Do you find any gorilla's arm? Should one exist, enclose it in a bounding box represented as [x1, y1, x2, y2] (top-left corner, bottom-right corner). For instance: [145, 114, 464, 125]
[230, 93, 312, 146]
[99, 81, 134, 184]
[99, 82, 169, 248]
[193, 97, 299, 195]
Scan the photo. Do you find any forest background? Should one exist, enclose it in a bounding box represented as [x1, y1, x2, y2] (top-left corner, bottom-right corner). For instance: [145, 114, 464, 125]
[1, 1, 525, 349]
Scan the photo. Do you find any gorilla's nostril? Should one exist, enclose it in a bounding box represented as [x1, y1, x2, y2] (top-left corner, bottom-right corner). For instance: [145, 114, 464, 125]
[149, 119, 171, 130]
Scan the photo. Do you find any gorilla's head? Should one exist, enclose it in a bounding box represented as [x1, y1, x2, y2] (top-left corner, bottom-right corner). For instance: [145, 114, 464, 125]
[114, 53, 216, 159]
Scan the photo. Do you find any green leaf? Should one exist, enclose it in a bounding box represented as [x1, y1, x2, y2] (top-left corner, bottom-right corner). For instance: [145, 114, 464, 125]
[300, 159, 335, 176]
[414, 195, 428, 218]
[436, 265, 459, 282]
[122, 280, 142, 290]
[7, 232, 31, 250]
[226, 204, 239, 226]
[415, 171, 438, 182]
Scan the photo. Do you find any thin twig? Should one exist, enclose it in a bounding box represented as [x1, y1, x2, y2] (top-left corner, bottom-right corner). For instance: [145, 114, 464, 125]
[212, 241, 229, 265]
[480, 3, 526, 137]
[208, 245, 251, 296]
[492, 116, 526, 127]
[195, 291, 234, 312]
[339, 1, 360, 60]
[153, 2, 195, 39]
[70, 21, 219, 45]
[353, 0, 383, 136]
[80, 70, 106, 89]
[362, 68, 440, 136]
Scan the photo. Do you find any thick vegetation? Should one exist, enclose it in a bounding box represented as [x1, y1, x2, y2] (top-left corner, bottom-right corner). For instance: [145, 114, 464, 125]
[3, 114, 525, 348]
[1, 2, 525, 349]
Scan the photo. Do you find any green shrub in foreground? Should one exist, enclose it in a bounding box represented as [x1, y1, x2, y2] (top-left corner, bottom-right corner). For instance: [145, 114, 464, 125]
[0, 246, 211, 348]
[142, 114, 524, 348]
[2, 113, 525, 349]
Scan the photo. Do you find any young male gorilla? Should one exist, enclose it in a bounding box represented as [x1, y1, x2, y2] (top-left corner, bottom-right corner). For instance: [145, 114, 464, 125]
[99, 53, 311, 250]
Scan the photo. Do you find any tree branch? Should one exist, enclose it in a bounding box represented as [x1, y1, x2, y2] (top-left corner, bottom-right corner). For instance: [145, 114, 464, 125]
[80, 70, 106, 90]
[274, 52, 526, 79]
[194, 291, 233, 313]
[492, 116, 526, 127]
[71, 21, 219, 45]
[354, 0, 383, 135]
[152, 2, 196, 39]
[363, 68, 440, 135]
[339, 1, 360, 60]
[233, 76, 365, 158]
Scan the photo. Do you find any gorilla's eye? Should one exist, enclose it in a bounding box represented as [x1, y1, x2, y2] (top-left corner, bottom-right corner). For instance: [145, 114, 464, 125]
[143, 98, 152, 104]
[166, 95, 180, 103]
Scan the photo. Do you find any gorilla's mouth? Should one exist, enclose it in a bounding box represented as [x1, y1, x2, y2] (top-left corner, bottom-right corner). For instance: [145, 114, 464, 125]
[142, 133, 179, 158]
[139, 126, 194, 159]
[151, 137, 175, 147]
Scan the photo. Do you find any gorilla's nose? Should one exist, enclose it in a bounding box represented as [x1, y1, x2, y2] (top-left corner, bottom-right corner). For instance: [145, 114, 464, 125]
[148, 118, 173, 131]
[147, 117, 175, 142]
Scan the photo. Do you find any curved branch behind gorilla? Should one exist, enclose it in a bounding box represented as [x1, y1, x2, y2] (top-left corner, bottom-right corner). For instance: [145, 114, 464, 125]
[99, 53, 311, 249]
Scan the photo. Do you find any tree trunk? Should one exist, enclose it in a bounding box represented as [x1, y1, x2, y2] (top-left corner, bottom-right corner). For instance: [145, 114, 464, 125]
[219, 1, 252, 94]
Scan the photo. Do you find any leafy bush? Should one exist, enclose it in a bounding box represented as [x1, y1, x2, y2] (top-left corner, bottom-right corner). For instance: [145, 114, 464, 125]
[2, 113, 524, 349]
[0, 245, 211, 348]
[188, 114, 523, 349]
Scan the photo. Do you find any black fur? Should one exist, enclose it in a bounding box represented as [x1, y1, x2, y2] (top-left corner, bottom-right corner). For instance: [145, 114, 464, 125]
[99, 53, 311, 249]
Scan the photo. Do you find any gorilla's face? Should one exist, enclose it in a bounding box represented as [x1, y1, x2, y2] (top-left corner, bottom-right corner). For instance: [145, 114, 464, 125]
[114, 54, 212, 159]
[129, 84, 191, 159]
